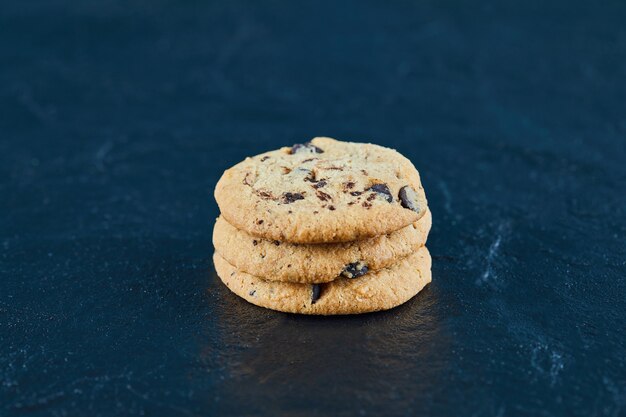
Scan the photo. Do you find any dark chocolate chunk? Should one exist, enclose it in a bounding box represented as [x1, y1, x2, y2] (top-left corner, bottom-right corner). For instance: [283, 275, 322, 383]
[249, 290, 256, 296]
[252, 240, 258, 246]
[316, 191, 332, 201]
[260, 156, 270, 162]
[398, 186, 421, 212]
[273, 240, 280, 246]
[366, 183, 393, 203]
[367, 193, 376, 201]
[342, 262, 369, 279]
[311, 284, 322, 304]
[362, 201, 372, 208]
[312, 180, 327, 189]
[282, 192, 305, 204]
[256, 219, 264, 224]
[290, 142, 324, 154]
[328, 205, 336, 210]
[304, 170, 316, 182]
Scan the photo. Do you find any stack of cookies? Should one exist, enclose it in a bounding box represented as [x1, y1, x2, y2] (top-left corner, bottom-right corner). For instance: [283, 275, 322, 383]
[213, 137, 431, 315]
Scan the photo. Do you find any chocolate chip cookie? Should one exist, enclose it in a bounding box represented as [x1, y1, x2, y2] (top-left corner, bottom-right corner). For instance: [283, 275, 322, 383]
[213, 209, 432, 283]
[213, 247, 432, 315]
[214, 137, 428, 243]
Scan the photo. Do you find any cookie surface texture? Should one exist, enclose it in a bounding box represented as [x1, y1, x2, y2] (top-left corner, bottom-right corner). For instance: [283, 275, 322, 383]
[214, 137, 428, 243]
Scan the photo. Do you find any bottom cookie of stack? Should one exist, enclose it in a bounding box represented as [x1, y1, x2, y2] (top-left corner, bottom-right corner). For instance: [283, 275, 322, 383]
[213, 246, 431, 315]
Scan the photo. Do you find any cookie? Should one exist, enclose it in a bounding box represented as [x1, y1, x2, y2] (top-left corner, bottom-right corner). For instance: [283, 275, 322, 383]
[212, 209, 432, 283]
[214, 137, 428, 243]
[213, 246, 432, 315]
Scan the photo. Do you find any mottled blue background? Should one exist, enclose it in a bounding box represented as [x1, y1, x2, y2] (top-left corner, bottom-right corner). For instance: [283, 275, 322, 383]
[1, 1, 625, 416]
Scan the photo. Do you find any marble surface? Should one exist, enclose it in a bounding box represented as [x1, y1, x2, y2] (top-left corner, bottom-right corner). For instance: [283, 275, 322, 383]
[1, 1, 625, 416]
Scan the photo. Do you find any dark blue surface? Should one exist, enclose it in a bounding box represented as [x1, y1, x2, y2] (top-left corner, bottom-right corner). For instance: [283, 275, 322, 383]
[2, 1, 626, 416]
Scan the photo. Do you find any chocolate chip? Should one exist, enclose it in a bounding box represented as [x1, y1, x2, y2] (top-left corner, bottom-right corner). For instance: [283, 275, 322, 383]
[290, 142, 324, 154]
[249, 290, 256, 296]
[342, 261, 369, 279]
[316, 190, 332, 201]
[398, 186, 421, 212]
[311, 284, 322, 304]
[256, 219, 264, 224]
[366, 183, 393, 203]
[304, 170, 317, 182]
[273, 240, 280, 246]
[282, 192, 305, 204]
[328, 205, 336, 210]
[252, 240, 258, 246]
[260, 156, 270, 162]
[313, 210, 319, 214]
[367, 193, 376, 201]
[312, 180, 327, 189]
[344, 181, 355, 189]
[362, 201, 372, 208]
[350, 191, 362, 196]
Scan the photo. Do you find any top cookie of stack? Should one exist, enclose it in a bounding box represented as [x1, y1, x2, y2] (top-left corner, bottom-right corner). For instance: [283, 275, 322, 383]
[213, 137, 431, 315]
[215, 137, 427, 243]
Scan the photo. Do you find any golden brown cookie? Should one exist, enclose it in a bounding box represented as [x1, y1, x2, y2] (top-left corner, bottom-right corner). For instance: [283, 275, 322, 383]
[212, 210, 432, 283]
[213, 246, 432, 315]
[214, 137, 428, 243]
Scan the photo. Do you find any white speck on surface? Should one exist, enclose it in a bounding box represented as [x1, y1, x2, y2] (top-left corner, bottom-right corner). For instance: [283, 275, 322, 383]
[530, 342, 565, 387]
[548, 351, 564, 387]
[15, 86, 56, 124]
[95, 141, 114, 171]
[476, 222, 509, 286]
